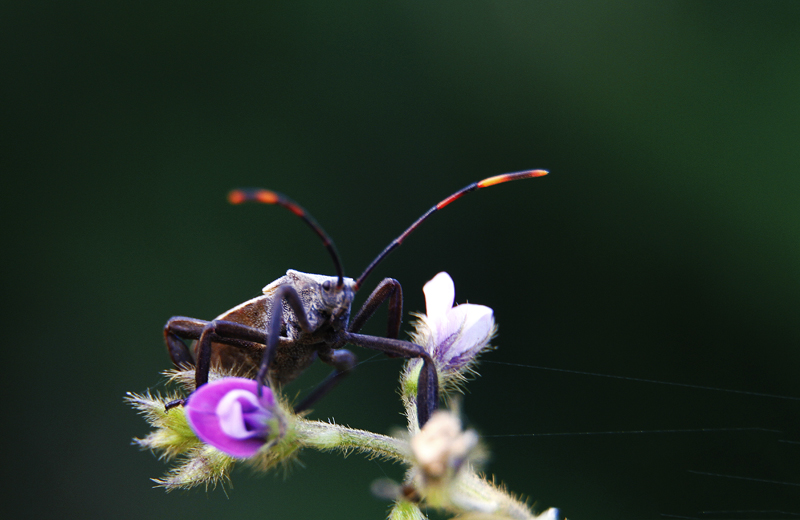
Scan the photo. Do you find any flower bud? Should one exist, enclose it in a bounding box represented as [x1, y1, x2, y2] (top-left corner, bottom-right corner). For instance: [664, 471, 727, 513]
[411, 410, 479, 481]
[184, 377, 284, 458]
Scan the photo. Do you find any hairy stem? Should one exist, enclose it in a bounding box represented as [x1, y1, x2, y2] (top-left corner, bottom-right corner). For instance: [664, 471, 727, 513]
[296, 418, 411, 463]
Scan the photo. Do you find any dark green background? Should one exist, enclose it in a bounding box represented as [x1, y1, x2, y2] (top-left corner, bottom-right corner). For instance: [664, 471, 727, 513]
[3, 2, 798, 519]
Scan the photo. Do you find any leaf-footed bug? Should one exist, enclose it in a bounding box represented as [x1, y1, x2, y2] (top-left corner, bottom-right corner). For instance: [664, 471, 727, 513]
[164, 169, 548, 427]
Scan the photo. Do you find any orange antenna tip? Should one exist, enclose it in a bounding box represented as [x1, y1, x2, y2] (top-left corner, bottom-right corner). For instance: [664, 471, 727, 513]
[356, 167, 548, 288]
[477, 169, 549, 188]
[227, 190, 247, 205]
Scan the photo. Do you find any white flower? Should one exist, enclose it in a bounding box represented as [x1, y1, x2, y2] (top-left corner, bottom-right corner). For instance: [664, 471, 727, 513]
[420, 272, 495, 374]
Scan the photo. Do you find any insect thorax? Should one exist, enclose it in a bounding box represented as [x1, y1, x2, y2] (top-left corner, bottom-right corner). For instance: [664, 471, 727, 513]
[263, 270, 356, 339]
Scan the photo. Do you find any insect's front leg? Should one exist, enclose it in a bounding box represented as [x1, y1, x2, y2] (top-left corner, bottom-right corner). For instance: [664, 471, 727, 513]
[349, 278, 403, 339]
[341, 331, 438, 428]
[256, 285, 314, 390]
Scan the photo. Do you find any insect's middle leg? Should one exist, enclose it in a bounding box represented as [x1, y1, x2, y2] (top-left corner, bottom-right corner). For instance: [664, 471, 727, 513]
[349, 278, 403, 339]
[193, 320, 269, 387]
[293, 348, 357, 414]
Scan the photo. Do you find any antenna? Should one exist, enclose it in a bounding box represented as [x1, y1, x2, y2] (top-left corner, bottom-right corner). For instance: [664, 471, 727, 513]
[354, 169, 548, 290]
[228, 189, 345, 288]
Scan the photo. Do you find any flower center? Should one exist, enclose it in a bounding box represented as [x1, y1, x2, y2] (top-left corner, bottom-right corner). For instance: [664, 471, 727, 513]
[216, 389, 271, 439]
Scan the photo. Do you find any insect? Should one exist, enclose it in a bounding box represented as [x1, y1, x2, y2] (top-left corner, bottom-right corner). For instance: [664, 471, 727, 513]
[164, 169, 548, 427]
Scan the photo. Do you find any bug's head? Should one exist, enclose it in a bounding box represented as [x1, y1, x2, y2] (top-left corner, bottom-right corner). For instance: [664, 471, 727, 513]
[272, 270, 356, 331]
[319, 275, 357, 327]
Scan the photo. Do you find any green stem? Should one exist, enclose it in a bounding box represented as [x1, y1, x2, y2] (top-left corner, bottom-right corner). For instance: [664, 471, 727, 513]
[296, 418, 412, 463]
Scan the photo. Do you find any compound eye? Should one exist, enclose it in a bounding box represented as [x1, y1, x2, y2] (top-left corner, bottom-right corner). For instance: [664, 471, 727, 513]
[322, 279, 333, 293]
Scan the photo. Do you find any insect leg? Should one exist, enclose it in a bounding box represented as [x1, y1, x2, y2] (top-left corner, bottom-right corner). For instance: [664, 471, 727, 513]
[164, 316, 209, 367]
[348, 278, 403, 339]
[256, 285, 314, 390]
[164, 316, 266, 370]
[193, 320, 269, 387]
[163, 318, 268, 410]
[293, 348, 357, 413]
[340, 331, 438, 427]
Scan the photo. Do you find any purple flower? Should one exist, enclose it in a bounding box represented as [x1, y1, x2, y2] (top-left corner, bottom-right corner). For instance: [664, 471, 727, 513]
[421, 272, 495, 373]
[184, 377, 279, 458]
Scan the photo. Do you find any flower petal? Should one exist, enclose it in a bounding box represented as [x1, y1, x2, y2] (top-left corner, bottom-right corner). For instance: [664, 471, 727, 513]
[446, 304, 494, 358]
[423, 272, 455, 324]
[217, 389, 270, 439]
[185, 377, 276, 458]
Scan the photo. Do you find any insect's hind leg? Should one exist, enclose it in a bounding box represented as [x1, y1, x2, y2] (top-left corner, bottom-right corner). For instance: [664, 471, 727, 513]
[164, 316, 207, 367]
[163, 317, 268, 411]
[164, 316, 266, 372]
[293, 349, 357, 414]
